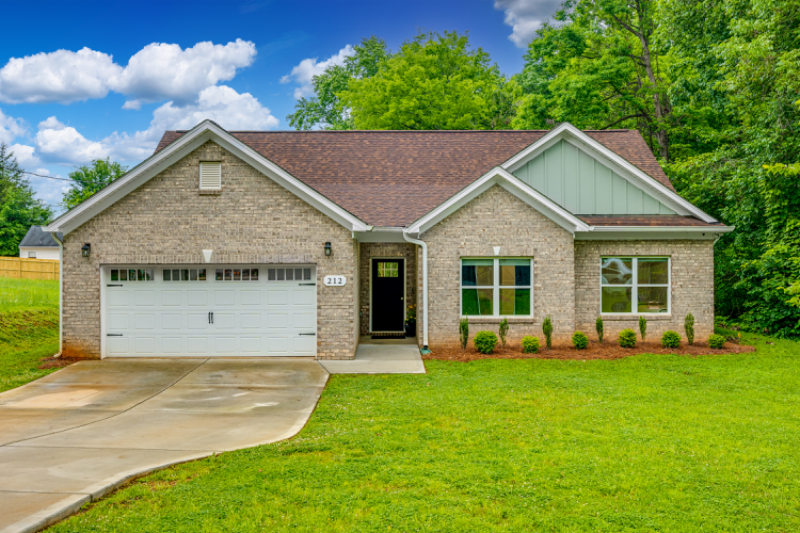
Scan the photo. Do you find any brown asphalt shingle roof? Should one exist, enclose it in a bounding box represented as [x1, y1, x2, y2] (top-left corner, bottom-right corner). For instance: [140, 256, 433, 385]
[578, 215, 720, 227]
[156, 129, 676, 227]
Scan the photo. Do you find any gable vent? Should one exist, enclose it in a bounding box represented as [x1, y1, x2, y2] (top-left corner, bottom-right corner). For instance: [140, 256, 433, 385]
[199, 162, 222, 190]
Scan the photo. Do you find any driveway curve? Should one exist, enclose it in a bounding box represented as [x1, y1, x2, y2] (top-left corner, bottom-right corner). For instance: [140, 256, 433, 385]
[0, 358, 328, 533]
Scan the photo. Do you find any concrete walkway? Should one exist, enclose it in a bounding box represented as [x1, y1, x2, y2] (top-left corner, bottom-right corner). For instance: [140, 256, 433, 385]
[0, 358, 328, 533]
[318, 338, 426, 374]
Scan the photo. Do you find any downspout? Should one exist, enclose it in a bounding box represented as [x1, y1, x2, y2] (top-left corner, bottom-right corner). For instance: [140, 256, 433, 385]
[402, 231, 429, 353]
[50, 232, 64, 358]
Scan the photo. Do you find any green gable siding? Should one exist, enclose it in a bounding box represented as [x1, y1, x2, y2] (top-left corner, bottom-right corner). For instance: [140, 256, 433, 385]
[513, 140, 675, 215]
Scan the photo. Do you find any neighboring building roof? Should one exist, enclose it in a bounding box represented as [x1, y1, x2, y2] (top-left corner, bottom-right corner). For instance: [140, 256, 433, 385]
[578, 215, 723, 227]
[156, 129, 676, 228]
[19, 226, 62, 248]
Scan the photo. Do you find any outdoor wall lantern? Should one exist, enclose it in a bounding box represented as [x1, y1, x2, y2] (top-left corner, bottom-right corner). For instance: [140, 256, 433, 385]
[324, 242, 332, 257]
[81, 243, 91, 258]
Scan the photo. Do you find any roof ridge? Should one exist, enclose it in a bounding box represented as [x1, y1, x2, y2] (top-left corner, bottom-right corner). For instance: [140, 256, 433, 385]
[170, 129, 631, 134]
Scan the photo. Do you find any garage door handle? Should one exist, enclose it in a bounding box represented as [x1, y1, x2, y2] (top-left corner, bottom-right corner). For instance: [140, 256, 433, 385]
[107, 334, 123, 337]
[107, 284, 123, 287]
[299, 283, 316, 286]
[299, 333, 316, 336]
[208, 312, 214, 324]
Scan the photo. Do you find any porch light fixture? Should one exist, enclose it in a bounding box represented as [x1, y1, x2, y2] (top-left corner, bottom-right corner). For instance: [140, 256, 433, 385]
[81, 243, 91, 258]
[324, 242, 332, 257]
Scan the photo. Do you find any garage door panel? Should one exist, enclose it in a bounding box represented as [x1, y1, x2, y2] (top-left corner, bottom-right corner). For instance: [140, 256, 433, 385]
[134, 291, 155, 307]
[161, 291, 182, 306]
[104, 265, 317, 357]
[214, 290, 235, 306]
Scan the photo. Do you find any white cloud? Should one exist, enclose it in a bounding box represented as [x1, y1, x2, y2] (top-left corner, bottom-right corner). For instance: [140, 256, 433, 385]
[494, 0, 564, 47]
[34, 116, 109, 165]
[0, 48, 121, 104]
[0, 109, 27, 144]
[0, 40, 256, 106]
[112, 40, 257, 105]
[102, 85, 280, 161]
[281, 45, 354, 99]
[8, 143, 39, 167]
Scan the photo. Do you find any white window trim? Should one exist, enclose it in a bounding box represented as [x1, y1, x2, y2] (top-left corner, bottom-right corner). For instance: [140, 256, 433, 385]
[460, 258, 534, 318]
[199, 161, 222, 190]
[600, 256, 671, 315]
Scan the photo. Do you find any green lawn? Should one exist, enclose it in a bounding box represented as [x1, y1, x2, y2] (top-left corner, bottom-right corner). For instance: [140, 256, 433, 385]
[0, 277, 60, 391]
[47, 332, 800, 532]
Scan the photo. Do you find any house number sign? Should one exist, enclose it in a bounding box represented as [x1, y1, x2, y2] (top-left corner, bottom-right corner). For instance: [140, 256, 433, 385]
[323, 275, 347, 287]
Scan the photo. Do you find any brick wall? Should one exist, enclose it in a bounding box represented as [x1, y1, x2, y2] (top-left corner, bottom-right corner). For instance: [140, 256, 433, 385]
[61, 141, 357, 359]
[358, 243, 418, 336]
[420, 185, 576, 348]
[574, 240, 715, 340]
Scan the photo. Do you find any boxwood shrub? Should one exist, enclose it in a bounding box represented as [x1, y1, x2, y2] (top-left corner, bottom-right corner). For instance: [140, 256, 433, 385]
[661, 330, 681, 348]
[474, 331, 498, 354]
[618, 329, 637, 348]
[708, 334, 726, 349]
[521, 335, 540, 354]
[572, 331, 589, 349]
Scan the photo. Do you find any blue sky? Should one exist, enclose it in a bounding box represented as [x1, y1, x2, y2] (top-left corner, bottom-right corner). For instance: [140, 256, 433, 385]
[0, 0, 562, 211]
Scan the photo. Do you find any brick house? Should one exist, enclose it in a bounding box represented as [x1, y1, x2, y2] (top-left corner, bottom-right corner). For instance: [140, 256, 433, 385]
[44, 120, 732, 359]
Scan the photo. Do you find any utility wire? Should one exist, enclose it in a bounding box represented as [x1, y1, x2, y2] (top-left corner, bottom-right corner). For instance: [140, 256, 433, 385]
[20, 170, 72, 182]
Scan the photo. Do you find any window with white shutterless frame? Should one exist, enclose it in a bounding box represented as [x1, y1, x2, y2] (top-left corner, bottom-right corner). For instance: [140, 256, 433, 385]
[460, 258, 533, 317]
[600, 257, 670, 314]
[199, 161, 222, 190]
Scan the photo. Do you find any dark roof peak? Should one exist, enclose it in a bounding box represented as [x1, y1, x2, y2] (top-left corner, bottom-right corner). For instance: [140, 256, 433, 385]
[19, 225, 62, 247]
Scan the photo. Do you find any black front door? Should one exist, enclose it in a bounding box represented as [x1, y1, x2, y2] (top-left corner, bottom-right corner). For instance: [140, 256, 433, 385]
[372, 259, 405, 332]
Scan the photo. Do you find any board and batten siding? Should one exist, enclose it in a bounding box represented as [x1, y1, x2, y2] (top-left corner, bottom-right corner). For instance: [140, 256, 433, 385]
[512, 139, 676, 215]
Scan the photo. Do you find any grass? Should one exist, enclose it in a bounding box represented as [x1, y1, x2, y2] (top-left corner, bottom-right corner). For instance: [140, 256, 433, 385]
[48, 331, 800, 532]
[0, 277, 60, 391]
[0, 277, 59, 313]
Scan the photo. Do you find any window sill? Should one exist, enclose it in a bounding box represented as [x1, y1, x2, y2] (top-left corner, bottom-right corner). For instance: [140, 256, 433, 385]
[601, 314, 672, 321]
[465, 316, 535, 324]
[199, 188, 223, 195]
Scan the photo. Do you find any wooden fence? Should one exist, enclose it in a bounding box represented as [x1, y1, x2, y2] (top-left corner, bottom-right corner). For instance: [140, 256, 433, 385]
[0, 257, 60, 281]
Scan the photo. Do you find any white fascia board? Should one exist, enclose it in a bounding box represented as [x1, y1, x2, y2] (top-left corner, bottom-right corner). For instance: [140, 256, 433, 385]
[354, 227, 408, 243]
[405, 166, 589, 235]
[501, 122, 719, 224]
[44, 120, 369, 234]
[576, 225, 735, 240]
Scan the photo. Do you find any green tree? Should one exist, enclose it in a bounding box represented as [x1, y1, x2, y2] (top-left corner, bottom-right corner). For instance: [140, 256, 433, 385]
[0, 144, 52, 256]
[62, 158, 127, 211]
[287, 36, 391, 130]
[342, 31, 513, 130]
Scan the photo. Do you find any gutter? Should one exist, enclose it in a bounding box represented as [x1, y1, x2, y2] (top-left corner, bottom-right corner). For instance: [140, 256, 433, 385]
[50, 232, 64, 358]
[402, 231, 429, 353]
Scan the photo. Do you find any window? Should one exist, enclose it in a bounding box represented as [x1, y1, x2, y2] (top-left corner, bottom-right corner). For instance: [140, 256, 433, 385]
[28, 251, 36, 259]
[601, 257, 669, 314]
[377, 262, 398, 278]
[461, 258, 532, 316]
[267, 267, 311, 281]
[215, 268, 259, 281]
[199, 161, 222, 190]
[110, 268, 153, 282]
[163, 269, 206, 281]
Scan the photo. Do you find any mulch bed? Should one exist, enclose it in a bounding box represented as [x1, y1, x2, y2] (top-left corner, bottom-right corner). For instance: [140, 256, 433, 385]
[424, 338, 755, 362]
[38, 356, 82, 370]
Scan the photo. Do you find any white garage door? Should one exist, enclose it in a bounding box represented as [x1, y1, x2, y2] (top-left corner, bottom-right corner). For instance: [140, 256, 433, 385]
[103, 265, 317, 357]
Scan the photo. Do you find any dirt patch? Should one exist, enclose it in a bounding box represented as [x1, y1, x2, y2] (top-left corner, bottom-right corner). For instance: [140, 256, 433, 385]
[425, 338, 755, 362]
[38, 356, 82, 370]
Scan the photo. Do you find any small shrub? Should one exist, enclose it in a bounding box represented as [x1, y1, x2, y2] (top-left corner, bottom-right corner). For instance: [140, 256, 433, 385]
[595, 316, 604, 343]
[639, 316, 647, 340]
[572, 331, 589, 349]
[499, 318, 509, 349]
[542, 315, 553, 350]
[708, 334, 726, 349]
[474, 331, 498, 354]
[619, 329, 637, 348]
[459, 317, 469, 352]
[661, 330, 681, 348]
[522, 335, 540, 354]
[685, 313, 695, 345]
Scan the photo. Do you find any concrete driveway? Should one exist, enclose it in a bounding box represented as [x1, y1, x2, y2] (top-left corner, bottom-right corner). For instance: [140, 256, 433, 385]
[0, 358, 328, 533]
